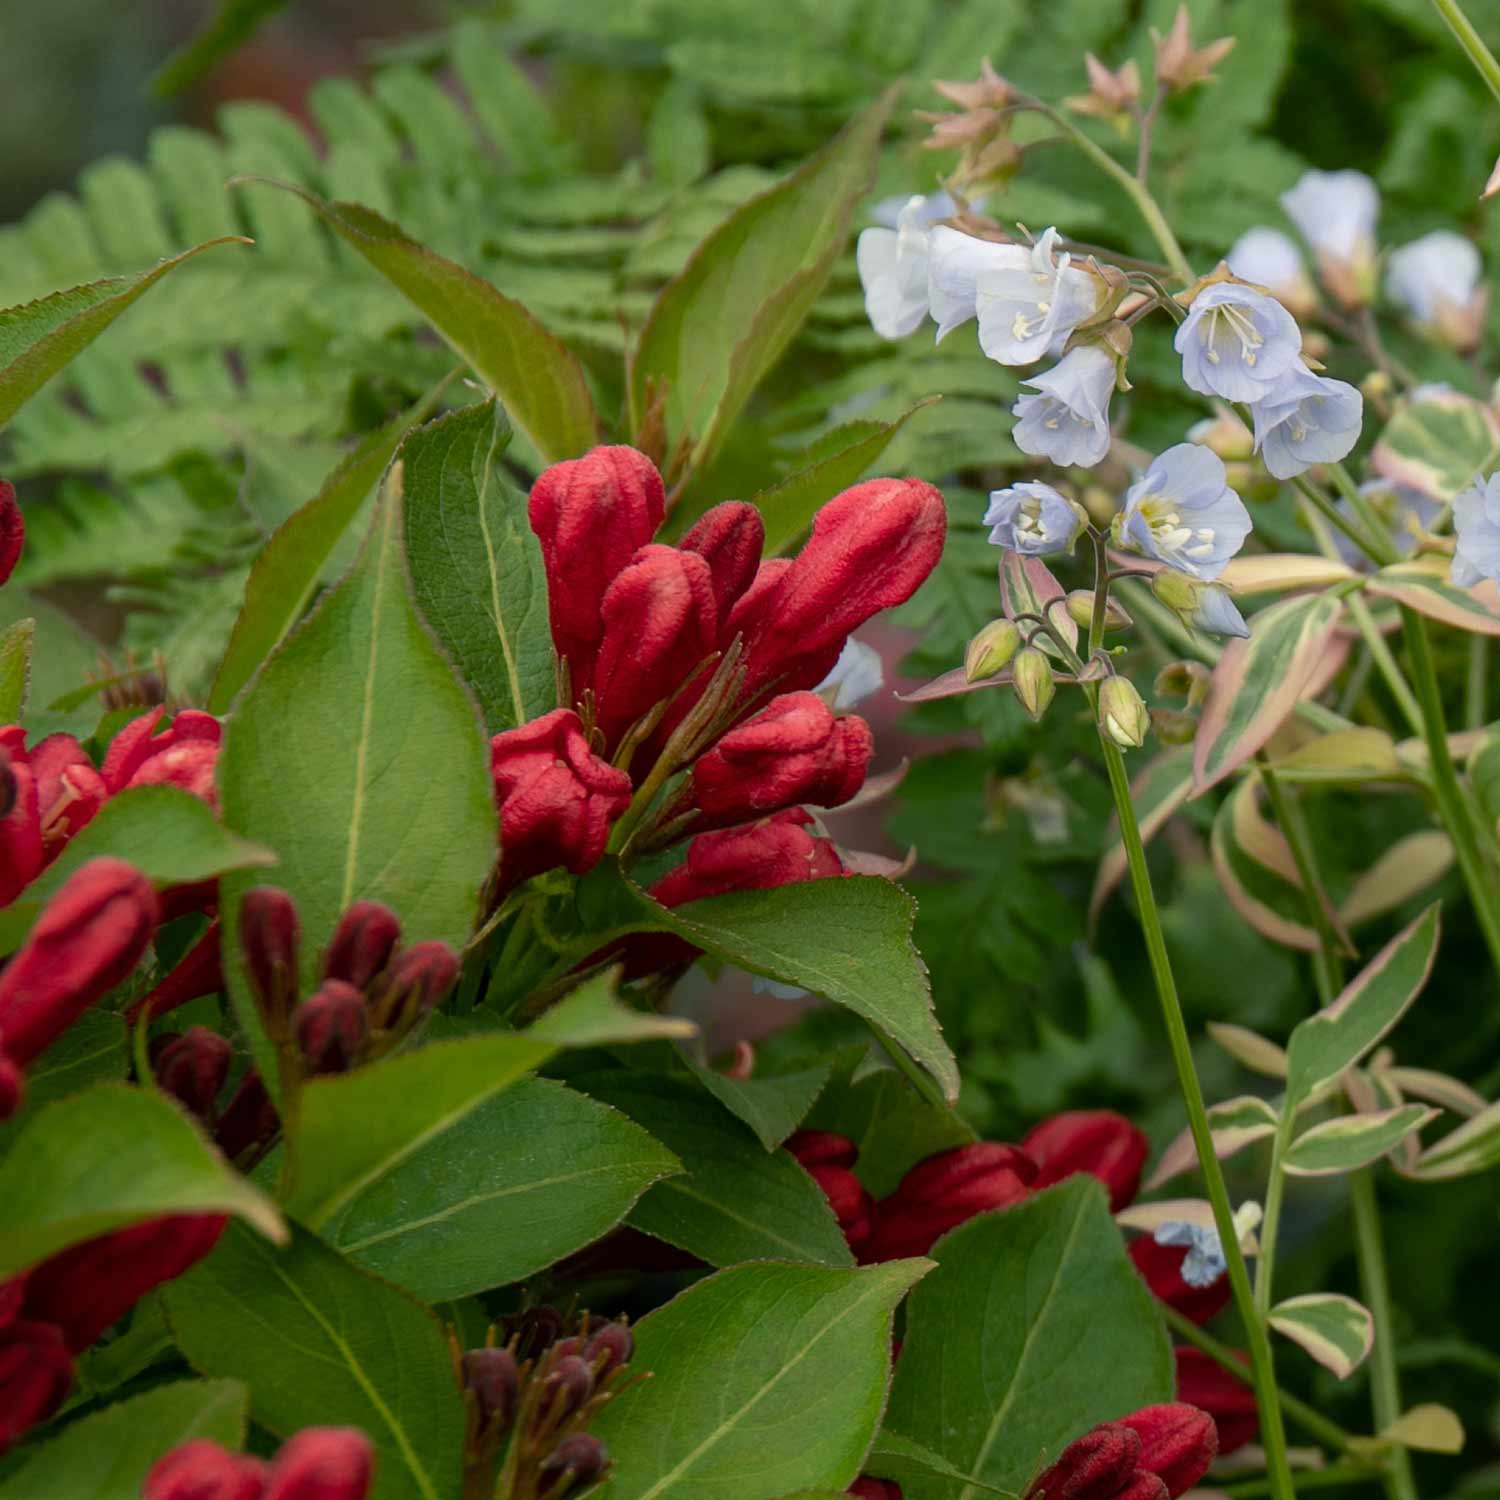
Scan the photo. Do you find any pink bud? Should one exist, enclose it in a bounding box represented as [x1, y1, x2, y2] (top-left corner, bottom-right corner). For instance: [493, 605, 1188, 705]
[1024, 1423, 1141, 1500]
[264, 1428, 375, 1500]
[153, 1026, 233, 1120]
[294, 981, 369, 1075]
[101, 708, 221, 805]
[239, 888, 301, 1026]
[321, 902, 401, 990]
[0, 1320, 73, 1454]
[1129, 1237, 1230, 1325]
[680, 501, 765, 632]
[1118, 1403, 1218, 1497]
[128, 920, 223, 1025]
[374, 941, 459, 1030]
[1174, 1346, 1257, 1456]
[1021, 1110, 1150, 1212]
[0, 857, 158, 1065]
[528, 446, 665, 692]
[690, 692, 872, 832]
[0, 481, 22, 587]
[144, 1439, 269, 1500]
[490, 708, 633, 887]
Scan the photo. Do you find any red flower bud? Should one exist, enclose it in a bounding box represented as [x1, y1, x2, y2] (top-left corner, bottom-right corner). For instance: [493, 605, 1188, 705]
[101, 708, 221, 805]
[583, 1319, 634, 1378]
[809, 1162, 877, 1254]
[0, 1275, 24, 1329]
[21, 1213, 226, 1352]
[738, 479, 946, 701]
[0, 750, 14, 821]
[539, 1352, 595, 1420]
[1025, 1423, 1141, 1500]
[264, 1428, 375, 1500]
[690, 692, 872, 831]
[651, 809, 846, 908]
[128, 920, 223, 1025]
[862, 1144, 1038, 1262]
[214, 1070, 280, 1163]
[462, 1347, 520, 1433]
[0, 857, 158, 1066]
[145, 1439, 269, 1500]
[1021, 1110, 1150, 1213]
[528, 446, 665, 692]
[593, 546, 717, 747]
[0, 1320, 74, 1453]
[0, 1049, 24, 1122]
[723, 558, 794, 648]
[1119, 1404, 1217, 1497]
[239, 887, 301, 1027]
[1174, 1347, 1257, 1456]
[294, 981, 369, 1075]
[538, 1434, 609, 1493]
[0, 481, 22, 588]
[1128, 1237, 1230, 1325]
[849, 1480, 903, 1500]
[321, 901, 401, 990]
[786, 1130, 859, 1171]
[153, 1027, 233, 1121]
[490, 708, 633, 886]
[371, 941, 459, 1033]
[680, 502, 765, 632]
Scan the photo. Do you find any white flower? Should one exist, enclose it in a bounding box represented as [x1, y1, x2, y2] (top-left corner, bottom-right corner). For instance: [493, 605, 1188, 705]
[1281, 169, 1379, 261]
[1386, 231, 1486, 349]
[870, 189, 981, 229]
[1226, 226, 1316, 315]
[984, 481, 1088, 556]
[1453, 473, 1500, 588]
[816, 637, 884, 710]
[928, 227, 1029, 342]
[975, 227, 1105, 365]
[1251, 365, 1363, 479]
[1189, 584, 1249, 638]
[856, 196, 932, 340]
[1117, 443, 1252, 579]
[1012, 345, 1116, 467]
[1175, 281, 1303, 403]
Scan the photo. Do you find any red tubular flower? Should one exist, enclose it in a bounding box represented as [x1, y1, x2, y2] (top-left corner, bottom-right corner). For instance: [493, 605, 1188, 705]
[651, 809, 847, 909]
[688, 691, 872, 832]
[849, 1481, 903, 1500]
[293, 981, 369, 1075]
[28, 734, 106, 849]
[0, 728, 106, 904]
[1174, 1347, 1257, 1456]
[0, 481, 22, 587]
[128, 920, 223, 1025]
[592, 546, 717, 747]
[680, 502, 765, 632]
[862, 1143, 1038, 1262]
[528, 446, 666, 692]
[101, 708, 222, 805]
[0, 1320, 74, 1454]
[145, 1439, 269, 1500]
[0, 739, 41, 906]
[1119, 1404, 1218, 1497]
[0, 857, 159, 1066]
[264, 1427, 375, 1500]
[786, 1130, 859, 1170]
[321, 901, 401, 990]
[1129, 1237, 1231, 1325]
[20, 1214, 226, 1352]
[1021, 1110, 1150, 1213]
[787, 1130, 876, 1255]
[153, 1027, 233, 1121]
[490, 708, 633, 887]
[1025, 1424, 1142, 1500]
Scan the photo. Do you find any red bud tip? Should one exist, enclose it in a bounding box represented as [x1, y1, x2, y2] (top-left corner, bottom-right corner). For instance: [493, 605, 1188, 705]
[1119, 1403, 1218, 1497]
[1129, 1237, 1231, 1325]
[239, 887, 302, 1025]
[128, 920, 224, 1025]
[1174, 1347, 1257, 1456]
[153, 1026, 233, 1120]
[680, 501, 766, 632]
[0, 481, 23, 587]
[264, 1427, 375, 1500]
[583, 1319, 634, 1378]
[849, 1480, 903, 1500]
[0, 1320, 74, 1453]
[294, 981, 369, 1075]
[0, 857, 158, 1065]
[462, 1346, 520, 1432]
[537, 1433, 609, 1492]
[145, 1439, 269, 1500]
[1021, 1110, 1150, 1212]
[786, 1130, 860, 1171]
[807, 1162, 877, 1254]
[321, 901, 401, 989]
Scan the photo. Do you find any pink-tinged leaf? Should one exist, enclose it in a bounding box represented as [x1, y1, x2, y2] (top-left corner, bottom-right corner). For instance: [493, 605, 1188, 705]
[1089, 746, 1194, 928]
[897, 658, 1101, 703]
[1219, 554, 1361, 593]
[1365, 559, 1500, 636]
[1340, 831, 1453, 927]
[1371, 386, 1500, 502]
[998, 552, 1077, 659]
[1407, 1099, 1500, 1180]
[1270, 1293, 1374, 1378]
[1194, 593, 1346, 792]
[1379, 1065, 1487, 1118]
[1145, 1095, 1281, 1190]
[1207, 1022, 1288, 1078]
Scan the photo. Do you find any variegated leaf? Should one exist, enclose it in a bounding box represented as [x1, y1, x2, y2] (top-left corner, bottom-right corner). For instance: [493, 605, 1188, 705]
[1266, 728, 1404, 786]
[1270, 1293, 1374, 1379]
[1218, 554, 1361, 594]
[1379, 1066, 1487, 1117]
[1340, 831, 1453, 927]
[1089, 747, 1195, 928]
[896, 658, 1101, 704]
[999, 552, 1076, 660]
[1365, 558, 1500, 637]
[1207, 1022, 1288, 1079]
[1406, 1100, 1500, 1180]
[1282, 1106, 1436, 1177]
[1380, 1405, 1466, 1455]
[1371, 386, 1500, 503]
[1145, 1096, 1281, 1190]
[1194, 594, 1346, 793]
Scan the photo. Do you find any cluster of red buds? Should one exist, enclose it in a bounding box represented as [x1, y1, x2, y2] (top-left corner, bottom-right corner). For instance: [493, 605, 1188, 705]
[145, 1425, 374, 1499]
[0, 1213, 226, 1452]
[456, 1304, 634, 1498]
[1024, 1403, 1217, 1500]
[487, 447, 944, 947]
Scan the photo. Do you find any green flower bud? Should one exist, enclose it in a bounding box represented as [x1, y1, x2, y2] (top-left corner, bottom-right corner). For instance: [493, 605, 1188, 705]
[1064, 590, 1132, 633]
[965, 619, 1021, 682]
[1151, 707, 1197, 745]
[1012, 647, 1055, 721]
[1099, 676, 1150, 748]
[1151, 569, 1203, 614]
[1154, 659, 1212, 709]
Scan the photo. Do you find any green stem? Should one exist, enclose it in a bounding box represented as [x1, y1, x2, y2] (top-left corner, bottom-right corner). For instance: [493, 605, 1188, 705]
[1350, 1170, 1419, 1500]
[1219, 1466, 1381, 1498]
[1292, 476, 1392, 568]
[1430, 0, 1500, 105]
[1467, 636, 1489, 729]
[1346, 597, 1424, 736]
[1098, 734, 1298, 1500]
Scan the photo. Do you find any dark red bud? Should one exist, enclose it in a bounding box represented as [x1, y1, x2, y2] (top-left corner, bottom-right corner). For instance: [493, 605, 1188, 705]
[1113, 1476, 1170, 1500]
[539, 1353, 595, 1420]
[372, 942, 459, 1033]
[1174, 1347, 1257, 1456]
[0, 754, 14, 820]
[0, 1275, 24, 1330]
[537, 1433, 609, 1493]
[0, 735, 42, 908]
[144, 1438, 269, 1500]
[1021, 1110, 1150, 1213]
[1024, 1422, 1141, 1500]
[462, 1347, 520, 1433]
[848, 1480, 903, 1500]
[862, 1144, 1038, 1261]
[239, 887, 301, 1027]
[514, 1305, 564, 1360]
[153, 1027, 233, 1120]
[1119, 1403, 1218, 1497]
[0, 1320, 74, 1454]
[680, 501, 765, 632]
[583, 1319, 633, 1377]
[786, 1130, 859, 1170]
[294, 981, 368, 1076]
[808, 1163, 877, 1255]
[128, 921, 224, 1025]
[322, 902, 401, 990]
[0, 481, 23, 588]
[1129, 1238, 1230, 1325]
[0, 857, 159, 1065]
[0, 1049, 24, 1123]
[214, 1070, 280, 1163]
[263, 1427, 375, 1500]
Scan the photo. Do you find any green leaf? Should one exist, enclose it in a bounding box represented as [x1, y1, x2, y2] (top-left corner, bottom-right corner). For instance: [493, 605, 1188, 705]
[151, 0, 291, 95]
[308, 1072, 679, 1301]
[400, 400, 554, 733]
[753, 399, 939, 555]
[1285, 904, 1441, 1110]
[0, 1012, 127, 1135]
[864, 1432, 1017, 1497]
[0, 618, 31, 721]
[216, 478, 498, 1095]
[1194, 593, 1347, 793]
[683, 1052, 834, 1151]
[0, 1084, 284, 1278]
[0, 239, 248, 426]
[1371, 387, 1500, 502]
[631, 89, 895, 479]
[0, 1379, 247, 1500]
[885, 1178, 1174, 1497]
[1146, 1094, 1282, 1191]
[162, 1220, 463, 1500]
[1269, 1292, 1374, 1379]
[209, 381, 449, 715]
[526, 967, 701, 1048]
[0, 787, 277, 957]
[575, 1071, 855, 1268]
[1284, 1105, 1437, 1177]
[240, 181, 598, 464]
[590, 1258, 929, 1500]
[1365, 559, 1500, 636]
[1408, 1100, 1500, 1180]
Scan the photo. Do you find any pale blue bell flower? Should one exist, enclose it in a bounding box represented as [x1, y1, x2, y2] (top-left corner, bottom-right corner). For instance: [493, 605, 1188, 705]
[1175, 281, 1303, 403]
[856, 196, 932, 340]
[1012, 344, 1116, 468]
[1189, 584, 1250, 638]
[1118, 443, 1252, 580]
[928, 227, 1030, 342]
[975, 227, 1104, 366]
[1453, 473, 1500, 588]
[984, 480, 1087, 557]
[1153, 1220, 1227, 1289]
[1251, 365, 1363, 480]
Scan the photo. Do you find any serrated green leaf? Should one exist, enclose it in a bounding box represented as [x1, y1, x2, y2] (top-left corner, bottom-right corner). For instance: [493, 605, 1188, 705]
[1284, 1105, 1437, 1176]
[1270, 1292, 1374, 1378]
[865, 1431, 1017, 1497]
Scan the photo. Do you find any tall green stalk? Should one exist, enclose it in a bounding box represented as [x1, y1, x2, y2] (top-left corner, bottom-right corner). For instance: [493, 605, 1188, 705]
[1430, 0, 1500, 105]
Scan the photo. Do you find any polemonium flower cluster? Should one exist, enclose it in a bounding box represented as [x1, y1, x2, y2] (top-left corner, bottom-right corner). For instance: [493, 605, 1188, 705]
[1250, 365, 1365, 480]
[977, 228, 1107, 365]
[1452, 474, 1500, 589]
[856, 196, 933, 339]
[1012, 344, 1116, 466]
[1174, 280, 1303, 403]
[1116, 443, 1251, 579]
[1385, 230, 1486, 350]
[1281, 167, 1379, 304]
[984, 481, 1088, 557]
[1225, 227, 1315, 316]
